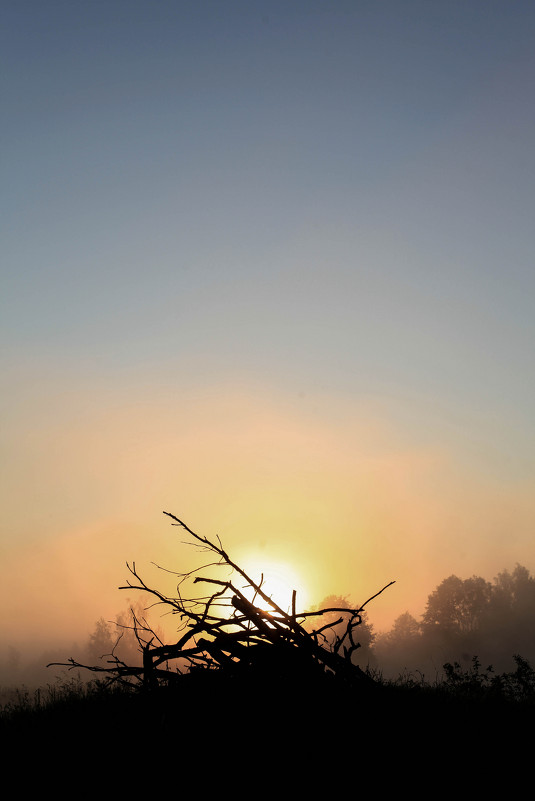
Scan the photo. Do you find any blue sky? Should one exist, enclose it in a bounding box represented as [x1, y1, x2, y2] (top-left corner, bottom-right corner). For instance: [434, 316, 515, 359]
[2, 1, 535, 645]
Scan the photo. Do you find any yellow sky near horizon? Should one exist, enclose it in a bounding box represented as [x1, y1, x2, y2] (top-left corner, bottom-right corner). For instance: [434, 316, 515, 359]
[2, 382, 534, 653]
[3, 3, 535, 667]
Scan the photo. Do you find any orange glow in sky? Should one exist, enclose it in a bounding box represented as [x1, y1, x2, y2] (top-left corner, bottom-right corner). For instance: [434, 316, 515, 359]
[2, 3, 535, 674]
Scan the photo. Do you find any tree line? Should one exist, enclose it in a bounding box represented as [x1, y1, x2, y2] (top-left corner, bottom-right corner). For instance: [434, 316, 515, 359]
[371, 563, 535, 678]
[0, 599, 153, 691]
[2, 557, 534, 691]
[78, 561, 534, 683]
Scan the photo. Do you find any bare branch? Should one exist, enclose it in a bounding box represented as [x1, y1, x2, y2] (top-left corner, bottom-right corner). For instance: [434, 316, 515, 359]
[54, 512, 394, 692]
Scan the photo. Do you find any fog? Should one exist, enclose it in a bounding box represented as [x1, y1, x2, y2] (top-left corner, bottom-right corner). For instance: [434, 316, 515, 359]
[3, 2, 535, 697]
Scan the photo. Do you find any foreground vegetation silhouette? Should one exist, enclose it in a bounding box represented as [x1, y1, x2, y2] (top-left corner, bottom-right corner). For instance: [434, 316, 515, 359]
[3, 513, 534, 783]
[51, 512, 394, 694]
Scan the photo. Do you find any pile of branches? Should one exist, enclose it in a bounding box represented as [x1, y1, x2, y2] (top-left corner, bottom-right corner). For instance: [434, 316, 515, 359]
[53, 512, 394, 693]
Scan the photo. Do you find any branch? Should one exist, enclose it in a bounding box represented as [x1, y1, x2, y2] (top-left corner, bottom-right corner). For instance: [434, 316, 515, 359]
[54, 512, 394, 691]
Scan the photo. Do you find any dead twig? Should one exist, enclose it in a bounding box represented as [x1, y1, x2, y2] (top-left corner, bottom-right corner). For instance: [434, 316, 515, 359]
[53, 512, 394, 692]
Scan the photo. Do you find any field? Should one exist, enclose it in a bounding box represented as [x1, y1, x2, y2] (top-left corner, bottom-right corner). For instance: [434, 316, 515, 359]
[2, 659, 532, 792]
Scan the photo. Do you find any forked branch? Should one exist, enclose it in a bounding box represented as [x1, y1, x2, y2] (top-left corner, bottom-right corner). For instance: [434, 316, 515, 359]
[51, 512, 394, 691]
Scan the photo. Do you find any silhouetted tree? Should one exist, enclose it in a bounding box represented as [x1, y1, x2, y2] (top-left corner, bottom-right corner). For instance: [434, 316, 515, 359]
[477, 564, 535, 668]
[85, 618, 115, 664]
[80, 600, 157, 671]
[422, 574, 492, 635]
[374, 612, 425, 677]
[491, 564, 535, 616]
[387, 611, 421, 642]
[113, 599, 156, 667]
[375, 565, 535, 677]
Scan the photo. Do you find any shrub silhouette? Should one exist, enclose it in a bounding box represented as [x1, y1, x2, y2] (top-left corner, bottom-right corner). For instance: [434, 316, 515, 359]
[11, 517, 534, 785]
[52, 512, 394, 695]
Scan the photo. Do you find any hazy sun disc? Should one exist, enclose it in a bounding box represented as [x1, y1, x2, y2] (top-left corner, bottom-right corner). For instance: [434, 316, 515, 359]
[238, 556, 310, 614]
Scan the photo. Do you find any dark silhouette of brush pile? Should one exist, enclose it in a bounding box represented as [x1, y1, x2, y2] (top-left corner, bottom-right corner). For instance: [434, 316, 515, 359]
[34, 514, 533, 778]
[54, 512, 394, 703]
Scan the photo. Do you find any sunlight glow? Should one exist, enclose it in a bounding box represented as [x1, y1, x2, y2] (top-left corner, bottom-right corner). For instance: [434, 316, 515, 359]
[238, 556, 310, 615]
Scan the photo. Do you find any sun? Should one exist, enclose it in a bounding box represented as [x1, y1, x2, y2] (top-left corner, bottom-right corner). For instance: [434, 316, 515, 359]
[238, 555, 310, 615]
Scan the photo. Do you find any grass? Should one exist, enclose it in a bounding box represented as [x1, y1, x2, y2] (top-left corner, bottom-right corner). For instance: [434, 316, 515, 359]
[3, 654, 534, 735]
[2, 654, 533, 789]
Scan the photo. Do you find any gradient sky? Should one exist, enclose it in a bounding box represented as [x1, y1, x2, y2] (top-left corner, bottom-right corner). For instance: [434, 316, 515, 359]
[2, 1, 535, 652]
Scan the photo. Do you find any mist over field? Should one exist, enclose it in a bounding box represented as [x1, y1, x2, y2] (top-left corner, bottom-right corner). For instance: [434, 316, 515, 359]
[2, 1, 535, 697]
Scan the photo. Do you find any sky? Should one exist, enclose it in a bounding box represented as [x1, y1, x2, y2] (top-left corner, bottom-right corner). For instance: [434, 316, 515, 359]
[2, 1, 535, 656]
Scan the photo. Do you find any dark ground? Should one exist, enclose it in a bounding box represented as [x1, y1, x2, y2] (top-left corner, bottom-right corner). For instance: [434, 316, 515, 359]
[2, 671, 532, 792]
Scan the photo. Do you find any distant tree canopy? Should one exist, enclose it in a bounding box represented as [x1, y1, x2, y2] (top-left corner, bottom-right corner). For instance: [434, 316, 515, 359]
[85, 618, 115, 664]
[387, 612, 421, 643]
[422, 575, 493, 634]
[376, 563, 535, 677]
[491, 564, 535, 617]
[83, 599, 155, 669]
